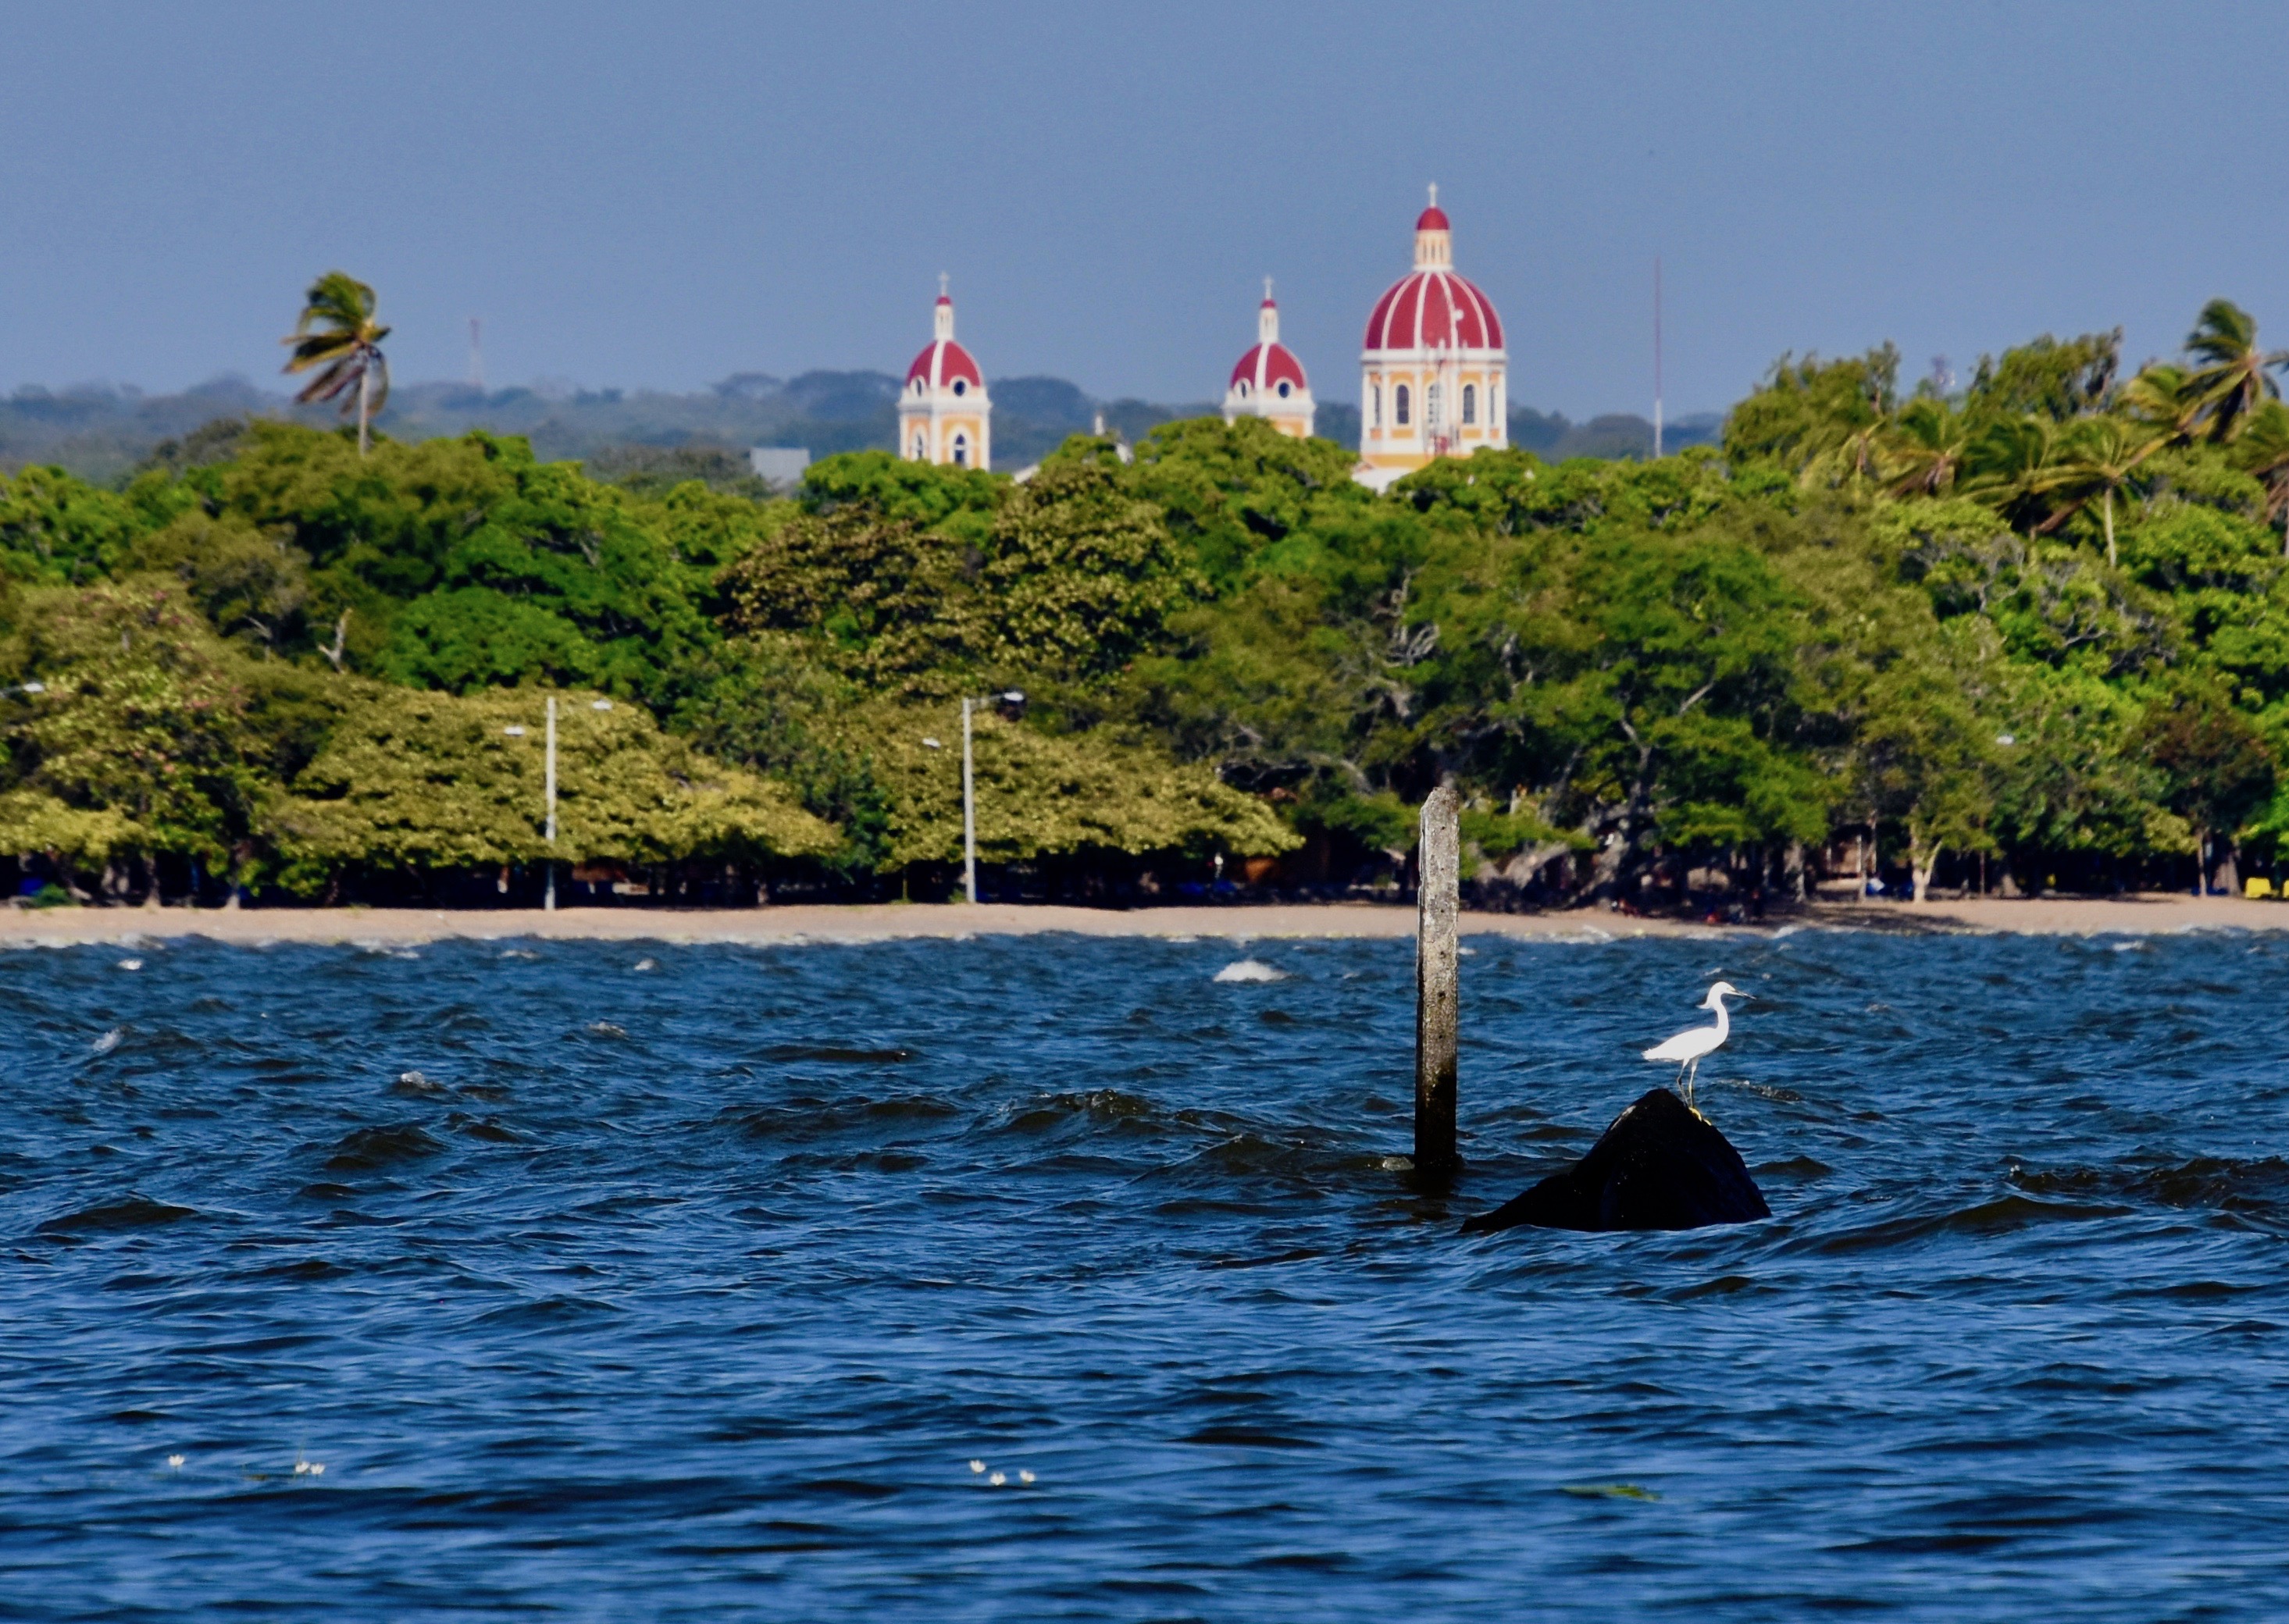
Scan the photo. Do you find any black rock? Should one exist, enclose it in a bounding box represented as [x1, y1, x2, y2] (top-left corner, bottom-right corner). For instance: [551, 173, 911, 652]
[1460, 1088, 1770, 1234]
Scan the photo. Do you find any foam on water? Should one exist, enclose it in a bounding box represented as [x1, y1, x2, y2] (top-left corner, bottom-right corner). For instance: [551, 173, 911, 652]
[1213, 956, 1288, 982]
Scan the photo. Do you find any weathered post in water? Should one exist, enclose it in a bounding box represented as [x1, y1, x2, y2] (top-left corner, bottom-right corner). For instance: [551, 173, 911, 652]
[1415, 785, 1460, 1183]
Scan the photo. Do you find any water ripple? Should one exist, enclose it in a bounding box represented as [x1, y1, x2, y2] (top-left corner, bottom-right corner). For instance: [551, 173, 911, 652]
[1, 929, 2286, 1619]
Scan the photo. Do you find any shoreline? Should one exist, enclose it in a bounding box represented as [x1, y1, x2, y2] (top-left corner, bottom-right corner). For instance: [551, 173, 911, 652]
[1, 892, 2283, 947]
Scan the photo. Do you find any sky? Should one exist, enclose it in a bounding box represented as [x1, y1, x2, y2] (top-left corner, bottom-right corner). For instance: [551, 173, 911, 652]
[3, 0, 2287, 418]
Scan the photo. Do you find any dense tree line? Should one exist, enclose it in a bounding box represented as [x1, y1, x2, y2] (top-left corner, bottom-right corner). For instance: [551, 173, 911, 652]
[5, 298, 2287, 909]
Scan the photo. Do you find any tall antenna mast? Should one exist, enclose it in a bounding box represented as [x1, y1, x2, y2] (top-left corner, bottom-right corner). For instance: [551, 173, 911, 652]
[1653, 258, 1663, 458]
[469, 317, 484, 392]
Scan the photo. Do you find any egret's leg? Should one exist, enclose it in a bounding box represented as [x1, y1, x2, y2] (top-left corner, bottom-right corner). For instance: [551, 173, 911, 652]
[1685, 1057, 1699, 1109]
[1673, 1061, 1688, 1098]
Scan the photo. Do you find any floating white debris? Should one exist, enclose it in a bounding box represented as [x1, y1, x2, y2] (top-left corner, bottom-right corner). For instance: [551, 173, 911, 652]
[499, 948, 537, 960]
[396, 1070, 444, 1095]
[166, 1454, 184, 1470]
[988, 1471, 1007, 1487]
[117, 958, 144, 971]
[968, 1459, 986, 1474]
[1018, 1469, 1036, 1484]
[633, 958, 657, 972]
[588, 1021, 626, 1037]
[1213, 959, 1287, 984]
[91, 1029, 122, 1056]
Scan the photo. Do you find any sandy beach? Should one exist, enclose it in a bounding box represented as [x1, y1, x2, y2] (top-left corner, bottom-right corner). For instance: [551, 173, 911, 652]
[0, 892, 2282, 947]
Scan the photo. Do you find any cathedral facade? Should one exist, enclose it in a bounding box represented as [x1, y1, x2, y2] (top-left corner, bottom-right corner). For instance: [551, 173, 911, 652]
[897, 191, 1505, 487]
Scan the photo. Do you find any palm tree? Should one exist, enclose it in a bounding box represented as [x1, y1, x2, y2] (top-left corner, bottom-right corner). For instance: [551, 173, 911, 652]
[1881, 397, 1972, 497]
[2235, 398, 2289, 554]
[2183, 298, 2289, 443]
[2033, 415, 2161, 567]
[2118, 361, 2202, 445]
[282, 272, 390, 455]
[1959, 414, 2069, 532]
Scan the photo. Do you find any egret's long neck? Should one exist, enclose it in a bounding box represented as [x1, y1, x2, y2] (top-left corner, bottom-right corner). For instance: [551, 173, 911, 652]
[1710, 999, 1731, 1042]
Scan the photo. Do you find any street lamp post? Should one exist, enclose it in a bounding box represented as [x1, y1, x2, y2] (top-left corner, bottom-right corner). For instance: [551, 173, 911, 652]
[951, 691, 1024, 905]
[544, 696, 558, 912]
[508, 693, 613, 911]
[960, 698, 977, 905]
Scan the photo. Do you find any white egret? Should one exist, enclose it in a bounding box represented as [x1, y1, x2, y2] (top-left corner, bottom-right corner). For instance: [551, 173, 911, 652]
[1642, 981, 1749, 1109]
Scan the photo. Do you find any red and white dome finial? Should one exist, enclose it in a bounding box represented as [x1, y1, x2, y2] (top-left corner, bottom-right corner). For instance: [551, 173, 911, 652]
[934, 272, 954, 340]
[1414, 183, 1453, 269]
[1260, 276, 1279, 344]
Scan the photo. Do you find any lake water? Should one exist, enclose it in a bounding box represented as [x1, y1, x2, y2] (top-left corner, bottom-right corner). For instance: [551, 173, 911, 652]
[5, 926, 2287, 1619]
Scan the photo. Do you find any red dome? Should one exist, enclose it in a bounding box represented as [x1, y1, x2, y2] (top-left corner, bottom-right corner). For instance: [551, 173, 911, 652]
[1229, 340, 1309, 397]
[1417, 203, 1451, 230]
[905, 337, 982, 392]
[1364, 269, 1503, 352]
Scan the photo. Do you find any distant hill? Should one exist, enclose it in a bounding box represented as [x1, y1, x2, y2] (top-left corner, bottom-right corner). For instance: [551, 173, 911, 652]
[1509, 406, 1724, 459]
[0, 372, 1721, 484]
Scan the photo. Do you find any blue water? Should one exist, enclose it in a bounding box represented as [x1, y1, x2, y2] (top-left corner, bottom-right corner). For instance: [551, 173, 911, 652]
[4, 927, 2287, 1619]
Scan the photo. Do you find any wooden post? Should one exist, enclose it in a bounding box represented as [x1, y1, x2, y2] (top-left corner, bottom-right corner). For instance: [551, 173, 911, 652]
[1415, 784, 1460, 1183]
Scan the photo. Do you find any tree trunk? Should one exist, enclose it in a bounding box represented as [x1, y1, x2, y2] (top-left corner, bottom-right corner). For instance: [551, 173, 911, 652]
[357, 365, 371, 457]
[1910, 836, 1940, 904]
[2103, 487, 2117, 568]
[1595, 743, 1659, 901]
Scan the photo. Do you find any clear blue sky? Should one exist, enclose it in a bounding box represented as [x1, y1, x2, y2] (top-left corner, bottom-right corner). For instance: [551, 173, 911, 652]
[4, 1, 2284, 418]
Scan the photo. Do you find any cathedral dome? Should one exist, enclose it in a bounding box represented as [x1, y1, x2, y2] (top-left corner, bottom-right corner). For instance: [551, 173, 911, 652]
[906, 299, 984, 396]
[898, 283, 991, 470]
[1223, 287, 1315, 438]
[1230, 298, 1310, 401]
[1363, 269, 1503, 352]
[1352, 189, 1509, 490]
[1364, 186, 1503, 354]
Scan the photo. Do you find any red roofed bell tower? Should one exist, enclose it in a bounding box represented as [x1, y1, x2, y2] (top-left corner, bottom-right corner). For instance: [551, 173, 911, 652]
[1357, 187, 1506, 490]
[1222, 280, 1315, 439]
[897, 276, 992, 469]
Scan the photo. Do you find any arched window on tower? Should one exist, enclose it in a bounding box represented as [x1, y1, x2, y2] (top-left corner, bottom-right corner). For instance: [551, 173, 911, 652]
[1462, 384, 1477, 426]
[913, 432, 927, 459]
[953, 433, 968, 468]
[1372, 385, 1382, 427]
[1425, 383, 1440, 431]
[1395, 384, 1410, 426]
